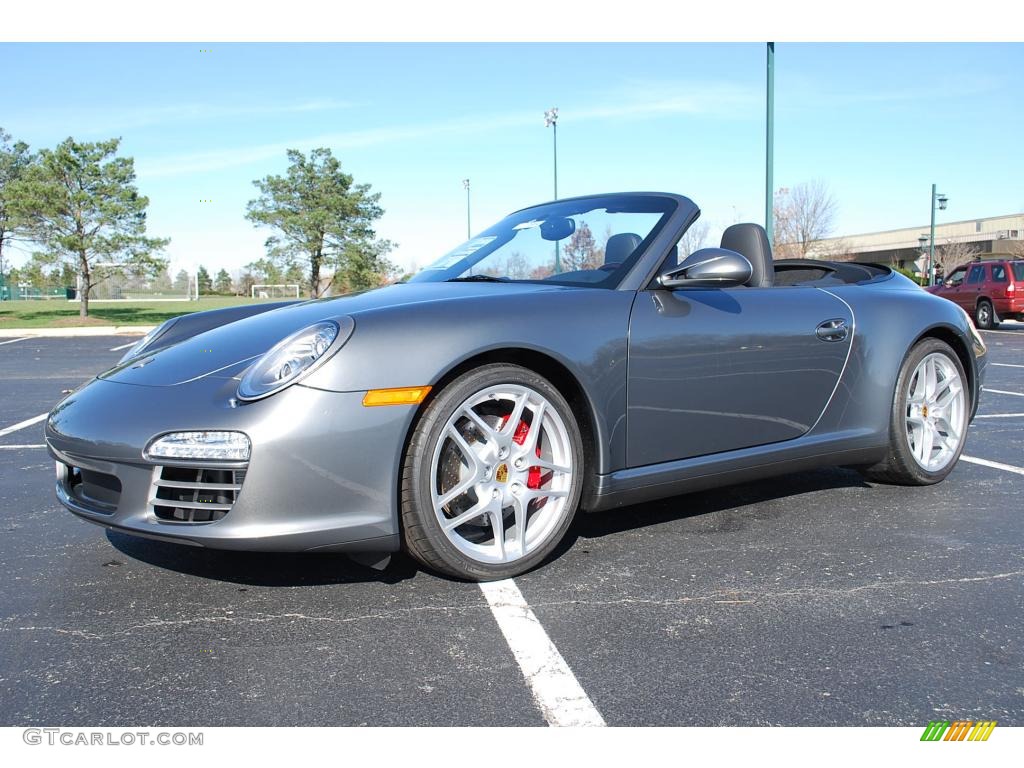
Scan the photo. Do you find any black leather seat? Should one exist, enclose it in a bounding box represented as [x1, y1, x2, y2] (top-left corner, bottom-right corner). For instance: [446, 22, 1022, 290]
[720, 223, 773, 288]
[602, 232, 642, 269]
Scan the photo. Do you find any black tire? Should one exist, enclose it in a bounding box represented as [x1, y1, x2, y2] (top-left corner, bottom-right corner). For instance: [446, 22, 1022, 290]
[861, 338, 969, 486]
[400, 363, 584, 581]
[974, 299, 998, 330]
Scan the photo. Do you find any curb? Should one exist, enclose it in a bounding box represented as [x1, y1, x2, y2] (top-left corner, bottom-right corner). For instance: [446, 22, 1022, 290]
[0, 326, 155, 338]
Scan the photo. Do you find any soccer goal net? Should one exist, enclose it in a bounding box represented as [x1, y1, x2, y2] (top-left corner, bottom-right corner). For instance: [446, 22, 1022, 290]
[252, 284, 301, 299]
[74, 268, 197, 302]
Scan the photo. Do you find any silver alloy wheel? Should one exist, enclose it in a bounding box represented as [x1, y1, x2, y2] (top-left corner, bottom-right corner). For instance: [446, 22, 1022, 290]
[905, 352, 967, 472]
[977, 302, 991, 326]
[429, 384, 574, 564]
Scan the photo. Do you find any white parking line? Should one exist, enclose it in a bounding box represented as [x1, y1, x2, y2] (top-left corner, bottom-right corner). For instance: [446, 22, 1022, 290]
[961, 455, 1024, 477]
[0, 444, 45, 450]
[991, 363, 1024, 369]
[983, 388, 1024, 398]
[478, 579, 605, 727]
[109, 341, 136, 351]
[974, 413, 1024, 419]
[0, 413, 48, 439]
[0, 337, 28, 346]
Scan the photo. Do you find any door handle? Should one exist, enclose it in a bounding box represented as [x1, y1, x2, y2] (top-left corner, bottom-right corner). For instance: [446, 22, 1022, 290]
[816, 318, 848, 342]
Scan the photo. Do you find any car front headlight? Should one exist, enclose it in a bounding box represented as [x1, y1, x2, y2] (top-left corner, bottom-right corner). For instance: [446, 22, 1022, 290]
[237, 319, 352, 401]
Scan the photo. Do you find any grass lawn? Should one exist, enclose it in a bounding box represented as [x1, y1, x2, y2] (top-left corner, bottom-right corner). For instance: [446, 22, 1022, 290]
[0, 296, 283, 328]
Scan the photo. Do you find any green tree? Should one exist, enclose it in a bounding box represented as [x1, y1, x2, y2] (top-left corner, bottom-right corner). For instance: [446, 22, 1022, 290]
[214, 268, 232, 294]
[173, 269, 190, 293]
[9, 137, 168, 317]
[245, 256, 283, 285]
[0, 128, 33, 289]
[246, 148, 394, 297]
[151, 268, 173, 293]
[196, 264, 212, 295]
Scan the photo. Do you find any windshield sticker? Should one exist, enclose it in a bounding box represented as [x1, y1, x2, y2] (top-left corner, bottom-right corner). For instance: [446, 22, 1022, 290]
[421, 237, 497, 270]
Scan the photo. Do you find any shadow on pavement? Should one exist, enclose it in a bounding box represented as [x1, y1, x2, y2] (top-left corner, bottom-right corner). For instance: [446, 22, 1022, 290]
[107, 530, 419, 586]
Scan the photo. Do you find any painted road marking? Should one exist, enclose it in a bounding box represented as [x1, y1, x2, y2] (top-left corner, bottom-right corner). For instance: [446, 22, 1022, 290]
[961, 455, 1024, 477]
[973, 413, 1024, 419]
[478, 579, 605, 727]
[0, 413, 48, 439]
[109, 341, 137, 351]
[0, 337, 28, 346]
[991, 363, 1024, 369]
[0, 444, 46, 450]
[983, 388, 1024, 398]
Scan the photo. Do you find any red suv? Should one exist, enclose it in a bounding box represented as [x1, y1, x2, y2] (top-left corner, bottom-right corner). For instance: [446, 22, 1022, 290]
[926, 259, 1024, 329]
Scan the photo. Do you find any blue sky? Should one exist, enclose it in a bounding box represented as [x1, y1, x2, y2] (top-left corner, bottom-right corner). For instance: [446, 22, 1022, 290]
[2, 42, 1022, 276]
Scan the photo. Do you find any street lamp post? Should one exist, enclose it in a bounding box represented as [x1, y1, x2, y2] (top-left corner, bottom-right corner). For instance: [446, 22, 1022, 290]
[462, 179, 471, 239]
[544, 107, 561, 272]
[927, 184, 948, 286]
[544, 107, 559, 200]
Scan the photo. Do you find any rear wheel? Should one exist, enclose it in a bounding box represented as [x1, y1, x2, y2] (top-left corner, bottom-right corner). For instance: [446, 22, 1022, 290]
[400, 364, 584, 580]
[861, 338, 969, 485]
[975, 299, 998, 330]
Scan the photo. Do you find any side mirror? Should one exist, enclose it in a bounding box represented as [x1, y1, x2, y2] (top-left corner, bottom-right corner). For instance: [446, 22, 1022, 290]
[658, 247, 752, 288]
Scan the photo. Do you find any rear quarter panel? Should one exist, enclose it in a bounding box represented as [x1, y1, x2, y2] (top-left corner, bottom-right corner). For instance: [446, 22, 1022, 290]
[811, 275, 982, 438]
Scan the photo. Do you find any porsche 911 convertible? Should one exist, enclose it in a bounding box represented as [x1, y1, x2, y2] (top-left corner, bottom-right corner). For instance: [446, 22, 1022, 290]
[46, 192, 988, 580]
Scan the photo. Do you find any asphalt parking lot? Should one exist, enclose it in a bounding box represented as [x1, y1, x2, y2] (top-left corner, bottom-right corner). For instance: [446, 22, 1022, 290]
[1, 328, 1022, 727]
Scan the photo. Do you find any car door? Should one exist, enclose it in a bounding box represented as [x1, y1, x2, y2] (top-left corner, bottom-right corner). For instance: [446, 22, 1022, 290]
[626, 285, 852, 466]
[938, 265, 968, 307]
[964, 263, 986, 309]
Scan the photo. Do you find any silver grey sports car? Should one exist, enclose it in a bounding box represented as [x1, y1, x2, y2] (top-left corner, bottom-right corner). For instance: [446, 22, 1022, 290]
[46, 192, 988, 581]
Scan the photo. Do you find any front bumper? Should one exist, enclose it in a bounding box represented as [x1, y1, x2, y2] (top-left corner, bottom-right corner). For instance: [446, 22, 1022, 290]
[45, 376, 415, 553]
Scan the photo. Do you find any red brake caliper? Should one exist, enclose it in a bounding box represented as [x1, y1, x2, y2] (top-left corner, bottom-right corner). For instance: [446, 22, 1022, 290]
[499, 416, 552, 490]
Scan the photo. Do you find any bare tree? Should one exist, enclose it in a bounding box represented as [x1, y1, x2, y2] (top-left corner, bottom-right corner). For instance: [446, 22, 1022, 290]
[773, 180, 838, 259]
[678, 220, 710, 261]
[934, 239, 980, 277]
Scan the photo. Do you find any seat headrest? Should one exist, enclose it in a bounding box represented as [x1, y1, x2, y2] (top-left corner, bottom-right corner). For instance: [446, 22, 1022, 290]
[604, 232, 642, 266]
[720, 223, 773, 288]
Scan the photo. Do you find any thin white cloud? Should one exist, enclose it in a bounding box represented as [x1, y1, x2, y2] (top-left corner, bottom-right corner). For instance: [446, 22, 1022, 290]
[7, 98, 352, 138]
[137, 81, 758, 179]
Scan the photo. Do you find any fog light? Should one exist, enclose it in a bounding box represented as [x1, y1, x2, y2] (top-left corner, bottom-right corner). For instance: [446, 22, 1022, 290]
[146, 431, 251, 461]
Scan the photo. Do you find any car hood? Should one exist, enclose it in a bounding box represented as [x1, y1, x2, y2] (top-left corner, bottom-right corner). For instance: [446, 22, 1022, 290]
[99, 281, 571, 387]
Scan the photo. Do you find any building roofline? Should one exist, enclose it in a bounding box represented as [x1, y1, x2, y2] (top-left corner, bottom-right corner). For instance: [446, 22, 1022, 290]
[816, 212, 1024, 243]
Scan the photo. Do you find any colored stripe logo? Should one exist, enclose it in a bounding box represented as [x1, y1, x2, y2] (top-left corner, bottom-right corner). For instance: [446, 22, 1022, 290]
[921, 720, 997, 741]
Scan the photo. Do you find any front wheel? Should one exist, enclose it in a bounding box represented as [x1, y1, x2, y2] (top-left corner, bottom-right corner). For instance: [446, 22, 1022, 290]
[400, 364, 584, 580]
[861, 338, 969, 485]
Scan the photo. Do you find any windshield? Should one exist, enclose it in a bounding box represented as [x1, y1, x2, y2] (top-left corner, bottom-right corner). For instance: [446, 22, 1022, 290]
[409, 195, 676, 288]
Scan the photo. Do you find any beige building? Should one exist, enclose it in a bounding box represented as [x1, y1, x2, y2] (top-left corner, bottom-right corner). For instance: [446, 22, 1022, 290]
[807, 212, 1024, 273]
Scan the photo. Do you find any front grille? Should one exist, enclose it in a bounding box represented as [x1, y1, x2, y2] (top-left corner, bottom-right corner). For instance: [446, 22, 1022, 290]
[151, 465, 247, 523]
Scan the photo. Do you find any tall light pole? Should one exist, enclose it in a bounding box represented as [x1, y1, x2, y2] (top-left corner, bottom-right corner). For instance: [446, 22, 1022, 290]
[544, 107, 561, 272]
[462, 178, 471, 239]
[544, 107, 559, 200]
[927, 184, 949, 286]
[765, 42, 775, 246]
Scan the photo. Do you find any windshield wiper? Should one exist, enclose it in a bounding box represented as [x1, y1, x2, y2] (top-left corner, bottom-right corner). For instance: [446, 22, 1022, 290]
[446, 274, 510, 283]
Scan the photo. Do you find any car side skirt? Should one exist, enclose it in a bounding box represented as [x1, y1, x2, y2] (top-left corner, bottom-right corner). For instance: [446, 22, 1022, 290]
[586, 428, 887, 512]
